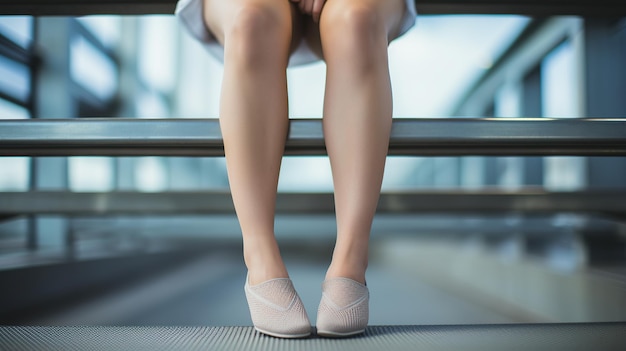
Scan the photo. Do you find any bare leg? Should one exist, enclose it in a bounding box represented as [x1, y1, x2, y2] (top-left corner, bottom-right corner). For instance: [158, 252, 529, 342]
[314, 0, 406, 284]
[204, 0, 304, 285]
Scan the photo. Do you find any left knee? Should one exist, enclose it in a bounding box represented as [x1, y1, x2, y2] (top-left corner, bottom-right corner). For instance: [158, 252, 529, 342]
[319, 2, 388, 63]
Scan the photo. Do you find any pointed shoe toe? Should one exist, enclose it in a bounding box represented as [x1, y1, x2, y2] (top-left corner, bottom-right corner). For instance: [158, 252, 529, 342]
[244, 277, 311, 338]
[316, 277, 369, 337]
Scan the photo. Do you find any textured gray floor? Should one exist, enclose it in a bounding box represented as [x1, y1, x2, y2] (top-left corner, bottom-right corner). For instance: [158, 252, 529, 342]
[41, 251, 517, 326]
[122, 261, 516, 326]
[7, 243, 625, 350]
[1, 324, 625, 351]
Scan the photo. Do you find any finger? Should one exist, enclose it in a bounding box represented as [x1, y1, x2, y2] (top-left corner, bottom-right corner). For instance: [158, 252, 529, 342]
[299, 0, 313, 14]
[306, 0, 315, 15]
[312, 0, 325, 22]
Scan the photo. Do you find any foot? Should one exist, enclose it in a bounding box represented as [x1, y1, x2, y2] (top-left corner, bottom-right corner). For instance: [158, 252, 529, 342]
[316, 277, 369, 337]
[244, 275, 312, 338]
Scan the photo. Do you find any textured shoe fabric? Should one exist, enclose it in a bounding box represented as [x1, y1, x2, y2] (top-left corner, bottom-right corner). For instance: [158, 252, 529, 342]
[316, 277, 369, 337]
[244, 276, 311, 338]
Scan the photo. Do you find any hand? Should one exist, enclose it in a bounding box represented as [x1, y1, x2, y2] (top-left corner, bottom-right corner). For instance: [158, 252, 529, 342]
[290, 0, 326, 23]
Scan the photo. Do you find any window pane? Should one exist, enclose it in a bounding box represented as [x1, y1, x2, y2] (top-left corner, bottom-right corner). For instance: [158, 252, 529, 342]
[0, 55, 30, 103]
[0, 157, 29, 191]
[139, 16, 177, 92]
[77, 16, 121, 49]
[135, 157, 168, 192]
[0, 98, 29, 119]
[70, 36, 118, 101]
[542, 40, 579, 118]
[388, 15, 530, 117]
[69, 157, 114, 192]
[137, 90, 169, 118]
[541, 40, 586, 190]
[0, 106, 28, 192]
[0, 16, 34, 49]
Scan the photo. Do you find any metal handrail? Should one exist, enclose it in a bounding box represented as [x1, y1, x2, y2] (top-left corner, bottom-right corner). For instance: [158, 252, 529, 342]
[0, 0, 625, 16]
[1, 118, 625, 156]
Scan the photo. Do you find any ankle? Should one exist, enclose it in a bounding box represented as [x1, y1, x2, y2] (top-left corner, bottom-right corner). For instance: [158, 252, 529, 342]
[325, 241, 369, 283]
[325, 258, 368, 284]
[243, 239, 289, 285]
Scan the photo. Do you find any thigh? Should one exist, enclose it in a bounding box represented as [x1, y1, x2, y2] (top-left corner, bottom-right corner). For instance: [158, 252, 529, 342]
[203, 0, 306, 54]
[303, 0, 407, 60]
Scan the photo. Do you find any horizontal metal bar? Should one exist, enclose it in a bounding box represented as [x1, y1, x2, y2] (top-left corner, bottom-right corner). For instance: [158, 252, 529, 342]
[1, 0, 625, 16]
[1, 191, 625, 216]
[62, 214, 623, 240]
[1, 118, 626, 156]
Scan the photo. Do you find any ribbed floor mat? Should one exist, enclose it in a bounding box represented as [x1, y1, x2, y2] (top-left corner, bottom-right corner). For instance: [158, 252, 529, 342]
[1, 323, 624, 351]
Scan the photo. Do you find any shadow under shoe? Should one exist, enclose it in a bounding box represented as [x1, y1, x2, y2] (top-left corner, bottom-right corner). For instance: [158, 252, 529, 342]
[244, 276, 312, 338]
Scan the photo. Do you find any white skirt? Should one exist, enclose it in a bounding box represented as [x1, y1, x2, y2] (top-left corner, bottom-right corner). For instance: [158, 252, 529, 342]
[175, 0, 417, 66]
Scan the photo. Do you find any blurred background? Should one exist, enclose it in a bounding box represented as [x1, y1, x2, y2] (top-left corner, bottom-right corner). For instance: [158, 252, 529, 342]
[0, 14, 625, 326]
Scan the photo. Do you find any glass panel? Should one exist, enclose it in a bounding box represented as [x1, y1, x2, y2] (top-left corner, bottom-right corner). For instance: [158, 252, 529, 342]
[387, 15, 530, 117]
[135, 91, 169, 118]
[0, 98, 29, 119]
[69, 157, 114, 192]
[287, 62, 326, 118]
[176, 32, 221, 118]
[541, 40, 586, 190]
[0, 16, 34, 49]
[542, 40, 580, 118]
[139, 16, 176, 92]
[284, 16, 531, 119]
[135, 157, 168, 192]
[495, 83, 522, 118]
[0, 55, 30, 103]
[0, 157, 29, 191]
[544, 156, 586, 191]
[77, 15, 121, 49]
[136, 90, 169, 118]
[283, 16, 530, 190]
[1, 102, 32, 190]
[70, 35, 118, 101]
[278, 157, 333, 191]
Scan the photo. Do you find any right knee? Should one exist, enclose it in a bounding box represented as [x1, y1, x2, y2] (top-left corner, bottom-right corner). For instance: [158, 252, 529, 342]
[224, 3, 292, 66]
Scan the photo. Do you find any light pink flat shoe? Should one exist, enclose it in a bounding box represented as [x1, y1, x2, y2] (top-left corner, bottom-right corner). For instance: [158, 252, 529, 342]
[316, 277, 369, 337]
[244, 275, 311, 338]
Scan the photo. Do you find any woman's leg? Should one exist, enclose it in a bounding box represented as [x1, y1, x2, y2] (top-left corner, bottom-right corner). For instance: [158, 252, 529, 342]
[204, 0, 304, 285]
[314, 0, 406, 284]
